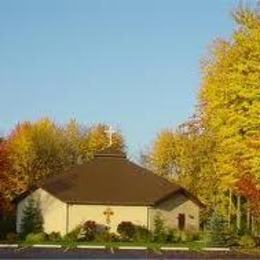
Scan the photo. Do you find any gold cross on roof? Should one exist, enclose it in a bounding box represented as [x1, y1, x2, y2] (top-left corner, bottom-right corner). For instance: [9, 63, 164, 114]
[105, 126, 116, 146]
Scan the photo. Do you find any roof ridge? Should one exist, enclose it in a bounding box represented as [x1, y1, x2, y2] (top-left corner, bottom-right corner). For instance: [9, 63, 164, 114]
[94, 147, 127, 158]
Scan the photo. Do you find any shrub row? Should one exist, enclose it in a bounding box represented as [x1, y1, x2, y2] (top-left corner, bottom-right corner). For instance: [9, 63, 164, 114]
[1, 214, 258, 248]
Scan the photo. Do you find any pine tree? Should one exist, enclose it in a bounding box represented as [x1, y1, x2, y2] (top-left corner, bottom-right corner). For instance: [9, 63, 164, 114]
[20, 198, 43, 238]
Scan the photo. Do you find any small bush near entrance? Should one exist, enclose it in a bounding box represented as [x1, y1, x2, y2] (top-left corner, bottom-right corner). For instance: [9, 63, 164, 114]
[164, 228, 200, 243]
[133, 225, 152, 242]
[95, 231, 120, 242]
[25, 232, 47, 244]
[117, 221, 136, 241]
[82, 220, 97, 241]
[63, 225, 83, 242]
[47, 232, 62, 242]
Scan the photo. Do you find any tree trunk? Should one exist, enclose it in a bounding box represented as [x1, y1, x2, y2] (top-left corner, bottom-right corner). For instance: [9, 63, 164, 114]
[246, 201, 250, 232]
[251, 215, 255, 235]
[236, 195, 241, 231]
[228, 189, 232, 229]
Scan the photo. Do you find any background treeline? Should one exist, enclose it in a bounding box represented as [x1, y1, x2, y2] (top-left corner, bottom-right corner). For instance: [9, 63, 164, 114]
[144, 8, 260, 234]
[0, 120, 125, 214]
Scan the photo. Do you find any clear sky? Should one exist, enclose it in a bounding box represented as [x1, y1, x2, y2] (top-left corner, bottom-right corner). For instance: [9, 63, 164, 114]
[0, 0, 242, 158]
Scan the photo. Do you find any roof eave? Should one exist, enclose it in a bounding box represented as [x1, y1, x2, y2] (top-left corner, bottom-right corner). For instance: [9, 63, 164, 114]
[153, 188, 205, 208]
[65, 200, 154, 206]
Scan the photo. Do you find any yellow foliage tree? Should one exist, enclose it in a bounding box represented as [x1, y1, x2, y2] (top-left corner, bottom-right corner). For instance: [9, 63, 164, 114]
[5, 119, 125, 199]
[200, 8, 260, 191]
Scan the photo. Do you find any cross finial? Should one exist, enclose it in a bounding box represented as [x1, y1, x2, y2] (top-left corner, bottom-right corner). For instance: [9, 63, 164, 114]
[105, 126, 116, 146]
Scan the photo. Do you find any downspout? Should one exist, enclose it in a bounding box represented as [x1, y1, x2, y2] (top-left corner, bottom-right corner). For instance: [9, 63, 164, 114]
[66, 203, 69, 234]
[147, 207, 150, 230]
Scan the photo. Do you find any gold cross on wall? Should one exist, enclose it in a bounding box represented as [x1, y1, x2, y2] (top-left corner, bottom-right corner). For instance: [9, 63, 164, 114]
[103, 207, 114, 224]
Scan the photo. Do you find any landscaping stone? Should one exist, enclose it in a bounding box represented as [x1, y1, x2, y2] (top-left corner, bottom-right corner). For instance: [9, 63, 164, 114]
[161, 246, 189, 251]
[77, 245, 106, 249]
[203, 247, 230, 251]
[0, 244, 18, 248]
[118, 246, 147, 250]
[32, 244, 62, 248]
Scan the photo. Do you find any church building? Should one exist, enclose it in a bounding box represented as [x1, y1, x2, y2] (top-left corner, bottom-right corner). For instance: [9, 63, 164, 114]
[16, 148, 203, 235]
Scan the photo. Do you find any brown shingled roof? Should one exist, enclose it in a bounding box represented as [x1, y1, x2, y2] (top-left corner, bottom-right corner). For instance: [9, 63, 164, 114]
[38, 148, 202, 206]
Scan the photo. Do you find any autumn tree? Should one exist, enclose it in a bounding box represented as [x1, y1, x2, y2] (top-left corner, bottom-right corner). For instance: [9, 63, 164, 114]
[148, 8, 260, 230]
[80, 124, 125, 161]
[199, 7, 260, 229]
[4, 119, 126, 203]
[149, 116, 218, 216]
[0, 139, 12, 215]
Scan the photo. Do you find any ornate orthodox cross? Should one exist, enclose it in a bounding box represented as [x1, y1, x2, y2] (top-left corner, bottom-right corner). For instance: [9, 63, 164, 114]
[103, 207, 114, 224]
[105, 126, 116, 146]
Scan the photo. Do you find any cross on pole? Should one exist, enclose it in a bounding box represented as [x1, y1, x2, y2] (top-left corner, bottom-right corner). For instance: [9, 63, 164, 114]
[105, 126, 116, 146]
[103, 207, 114, 224]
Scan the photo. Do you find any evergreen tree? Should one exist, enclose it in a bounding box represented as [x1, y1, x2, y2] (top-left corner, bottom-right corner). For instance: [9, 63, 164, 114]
[208, 210, 238, 246]
[153, 215, 166, 242]
[20, 198, 43, 238]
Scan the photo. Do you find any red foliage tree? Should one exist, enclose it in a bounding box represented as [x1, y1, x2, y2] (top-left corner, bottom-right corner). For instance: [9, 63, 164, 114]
[237, 174, 260, 218]
[0, 140, 12, 216]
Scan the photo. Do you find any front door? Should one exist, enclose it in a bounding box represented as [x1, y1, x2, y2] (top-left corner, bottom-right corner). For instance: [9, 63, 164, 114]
[178, 213, 185, 230]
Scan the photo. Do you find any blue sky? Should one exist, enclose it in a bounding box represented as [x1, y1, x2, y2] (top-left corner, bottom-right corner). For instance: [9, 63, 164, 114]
[0, 0, 241, 157]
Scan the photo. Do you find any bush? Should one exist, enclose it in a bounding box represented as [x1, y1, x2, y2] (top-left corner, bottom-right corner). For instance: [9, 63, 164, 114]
[254, 236, 260, 246]
[181, 230, 200, 242]
[47, 232, 62, 242]
[82, 221, 97, 241]
[25, 232, 47, 243]
[117, 221, 136, 241]
[165, 229, 198, 243]
[239, 235, 256, 248]
[109, 232, 121, 242]
[201, 230, 211, 243]
[153, 215, 166, 242]
[95, 230, 120, 243]
[222, 229, 239, 246]
[63, 225, 83, 242]
[134, 226, 152, 242]
[0, 216, 16, 240]
[6, 232, 18, 243]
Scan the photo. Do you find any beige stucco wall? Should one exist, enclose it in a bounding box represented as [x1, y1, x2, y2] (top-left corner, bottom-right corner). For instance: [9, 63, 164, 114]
[67, 204, 148, 233]
[17, 188, 200, 235]
[16, 188, 67, 235]
[149, 192, 200, 231]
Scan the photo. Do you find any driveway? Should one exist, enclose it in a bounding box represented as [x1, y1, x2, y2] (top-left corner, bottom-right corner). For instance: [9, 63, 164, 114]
[0, 248, 259, 259]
